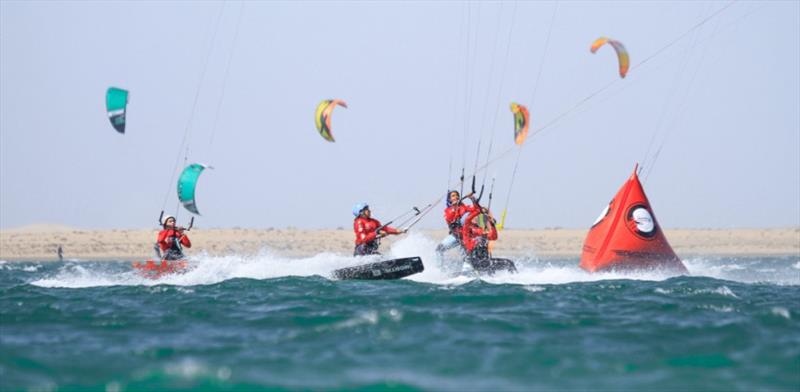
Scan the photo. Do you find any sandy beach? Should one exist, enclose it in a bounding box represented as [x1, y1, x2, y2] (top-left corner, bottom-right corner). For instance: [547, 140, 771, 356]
[0, 224, 797, 261]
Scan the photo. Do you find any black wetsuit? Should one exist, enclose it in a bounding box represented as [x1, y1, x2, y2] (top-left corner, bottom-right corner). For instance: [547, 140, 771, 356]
[163, 238, 185, 261]
[354, 240, 381, 256]
[465, 241, 517, 275]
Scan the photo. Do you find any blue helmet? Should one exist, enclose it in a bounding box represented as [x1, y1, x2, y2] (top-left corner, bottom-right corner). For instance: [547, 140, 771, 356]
[352, 202, 369, 217]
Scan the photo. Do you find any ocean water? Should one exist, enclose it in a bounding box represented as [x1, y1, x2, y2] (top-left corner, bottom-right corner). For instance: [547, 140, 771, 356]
[1, 234, 798, 391]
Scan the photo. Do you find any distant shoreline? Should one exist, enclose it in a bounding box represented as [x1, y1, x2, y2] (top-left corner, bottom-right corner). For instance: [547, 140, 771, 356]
[1, 226, 797, 262]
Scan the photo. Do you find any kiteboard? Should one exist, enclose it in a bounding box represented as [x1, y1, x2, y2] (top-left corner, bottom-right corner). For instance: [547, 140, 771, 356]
[465, 257, 518, 275]
[332, 257, 424, 280]
[132, 259, 188, 279]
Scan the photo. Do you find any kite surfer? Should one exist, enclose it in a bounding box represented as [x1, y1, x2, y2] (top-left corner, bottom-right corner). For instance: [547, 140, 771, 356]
[353, 203, 406, 256]
[435, 190, 477, 259]
[131, 214, 192, 278]
[461, 207, 517, 275]
[462, 207, 497, 265]
[157, 215, 192, 261]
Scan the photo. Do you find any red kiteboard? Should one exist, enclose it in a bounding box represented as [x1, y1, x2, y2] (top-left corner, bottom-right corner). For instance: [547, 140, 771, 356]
[580, 164, 688, 273]
[132, 259, 188, 279]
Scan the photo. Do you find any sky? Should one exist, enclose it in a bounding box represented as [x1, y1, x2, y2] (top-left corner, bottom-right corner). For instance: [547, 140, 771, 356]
[1, 1, 798, 230]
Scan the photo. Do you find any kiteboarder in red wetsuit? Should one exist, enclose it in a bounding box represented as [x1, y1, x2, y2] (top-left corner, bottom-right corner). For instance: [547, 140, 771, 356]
[157, 215, 192, 261]
[461, 208, 516, 274]
[353, 203, 405, 256]
[436, 190, 478, 256]
[462, 208, 497, 260]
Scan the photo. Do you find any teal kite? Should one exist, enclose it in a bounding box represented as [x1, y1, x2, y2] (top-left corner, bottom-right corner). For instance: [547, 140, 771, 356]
[105, 87, 129, 134]
[178, 163, 211, 215]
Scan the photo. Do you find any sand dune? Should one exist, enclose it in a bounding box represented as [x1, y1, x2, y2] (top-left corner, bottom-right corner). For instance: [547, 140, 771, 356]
[1, 225, 797, 261]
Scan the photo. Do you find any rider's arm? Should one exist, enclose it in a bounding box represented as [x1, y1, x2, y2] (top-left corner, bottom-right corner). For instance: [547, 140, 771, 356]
[179, 233, 191, 248]
[156, 230, 170, 250]
[461, 222, 479, 252]
[463, 209, 481, 225]
[463, 203, 479, 215]
[444, 206, 458, 224]
[382, 225, 402, 235]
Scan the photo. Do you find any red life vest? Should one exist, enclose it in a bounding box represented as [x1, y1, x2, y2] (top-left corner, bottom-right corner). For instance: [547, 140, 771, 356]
[353, 217, 399, 245]
[444, 203, 477, 236]
[157, 229, 191, 253]
[461, 210, 498, 254]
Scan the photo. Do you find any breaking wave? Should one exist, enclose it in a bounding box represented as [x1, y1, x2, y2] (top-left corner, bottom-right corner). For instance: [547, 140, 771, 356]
[29, 233, 799, 288]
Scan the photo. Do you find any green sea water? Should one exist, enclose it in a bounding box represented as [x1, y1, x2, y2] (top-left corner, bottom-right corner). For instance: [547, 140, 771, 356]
[1, 238, 798, 391]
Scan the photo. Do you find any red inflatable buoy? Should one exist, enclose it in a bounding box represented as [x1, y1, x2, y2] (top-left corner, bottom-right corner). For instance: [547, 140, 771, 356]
[580, 164, 687, 273]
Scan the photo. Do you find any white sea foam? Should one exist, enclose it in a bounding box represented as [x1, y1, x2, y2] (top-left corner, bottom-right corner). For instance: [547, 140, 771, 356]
[27, 233, 800, 288]
[392, 233, 687, 286]
[329, 310, 380, 330]
[771, 307, 791, 319]
[315, 309, 403, 332]
[523, 285, 546, 293]
[705, 286, 739, 298]
[684, 256, 800, 285]
[32, 263, 141, 288]
[653, 286, 739, 299]
[699, 304, 736, 313]
[164, 358, 207, 379]
[654, 286, 741, 298]
[0, 263, 42, 272]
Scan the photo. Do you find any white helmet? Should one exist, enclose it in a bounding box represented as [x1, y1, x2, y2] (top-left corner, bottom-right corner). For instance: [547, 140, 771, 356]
[161, 214, 175, 226]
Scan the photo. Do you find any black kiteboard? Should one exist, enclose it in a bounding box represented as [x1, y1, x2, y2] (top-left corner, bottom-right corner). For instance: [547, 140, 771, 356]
[333, 257, 424, 280]
[467, 257, 518, 275]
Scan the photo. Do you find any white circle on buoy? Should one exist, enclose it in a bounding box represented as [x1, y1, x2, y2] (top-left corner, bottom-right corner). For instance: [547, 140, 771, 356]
[592, 204, 610, 226]
[632, 207, 654, 233]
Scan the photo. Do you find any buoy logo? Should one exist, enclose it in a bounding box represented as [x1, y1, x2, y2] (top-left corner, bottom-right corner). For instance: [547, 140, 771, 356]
[627, 205, 656, 238]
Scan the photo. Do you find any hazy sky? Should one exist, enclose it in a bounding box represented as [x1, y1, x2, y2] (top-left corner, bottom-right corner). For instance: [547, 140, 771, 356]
[1, 1, 798, 230]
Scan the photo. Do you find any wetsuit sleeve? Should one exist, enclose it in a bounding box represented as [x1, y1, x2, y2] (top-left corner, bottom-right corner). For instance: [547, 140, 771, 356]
[461, 210, 481, 251]
[382, 226, 401, 235]
[465, 224, 483, 238]
[157, 230, 170, 251]
[462, 224, 478, 253]
[463, 203, 478, 215]
[463, 209, 481, 226]
[354, 219, 377, 245]
[179, 233, 191, 248]
[444, 206, 457, 224]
